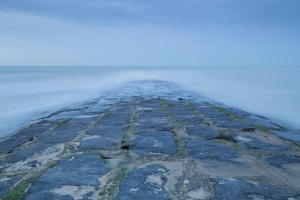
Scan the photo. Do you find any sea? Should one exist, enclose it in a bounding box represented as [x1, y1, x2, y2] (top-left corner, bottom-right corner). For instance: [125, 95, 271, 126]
[0, 66, 299, 138]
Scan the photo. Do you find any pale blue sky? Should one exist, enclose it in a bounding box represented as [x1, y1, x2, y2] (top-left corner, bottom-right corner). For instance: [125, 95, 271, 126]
[0, 0, 299, 66]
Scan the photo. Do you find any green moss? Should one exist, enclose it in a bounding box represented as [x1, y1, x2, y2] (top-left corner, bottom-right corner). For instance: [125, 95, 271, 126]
[100, 167, 128, 199]
[122, 111, 138, 144]
[214, 106, 227, 113]
[2, 181, 29, 200]
[256, 125, 270, 133]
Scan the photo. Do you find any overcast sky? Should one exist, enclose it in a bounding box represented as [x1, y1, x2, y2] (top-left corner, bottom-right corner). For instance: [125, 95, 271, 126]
[0, 0, 299, 66]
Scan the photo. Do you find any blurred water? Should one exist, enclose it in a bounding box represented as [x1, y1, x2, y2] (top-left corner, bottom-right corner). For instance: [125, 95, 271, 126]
[0, 66, 299, 137]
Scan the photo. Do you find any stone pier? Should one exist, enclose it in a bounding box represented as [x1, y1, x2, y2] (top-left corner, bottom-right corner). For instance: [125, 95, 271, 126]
[1, 81, 300, 200]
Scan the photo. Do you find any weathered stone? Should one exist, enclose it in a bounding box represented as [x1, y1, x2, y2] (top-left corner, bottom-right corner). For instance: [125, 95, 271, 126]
[2, 142, 51, 164]
[135, 120, 171, 132]
[272, 130, 300, 145]
[0, 121, 53, 155]
[116, 164, 169, 200]
[79, 137, 120, 150]
[0, 175, 23, 196]
[131, 131, 176, 155]
[185, 125, 219, 139]
[25, 154, 110, 200]
[244, 140, 286, 151]
[172, 115, 205, 125]
[99, 114, 131, 126]
[87, 125, 126, 141]
[139, 111, 168, 119]
[266, 155, 300, 167]
[139, 100, 162, 111]
[213, 178, 299, 200]
[35, 117, 96, 144]
[186, 139, 238, 161]
[214, 119, 254, 129]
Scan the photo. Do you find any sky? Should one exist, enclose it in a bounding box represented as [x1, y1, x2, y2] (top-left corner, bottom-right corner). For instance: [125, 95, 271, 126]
[0, 0, 299, 66]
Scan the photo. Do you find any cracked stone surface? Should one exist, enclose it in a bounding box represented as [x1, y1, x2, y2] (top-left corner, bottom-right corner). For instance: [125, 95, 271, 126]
[0, 81, 300, 200]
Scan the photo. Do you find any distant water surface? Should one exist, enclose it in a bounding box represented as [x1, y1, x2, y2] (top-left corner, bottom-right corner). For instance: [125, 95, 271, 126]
[0, 66, 299, 138]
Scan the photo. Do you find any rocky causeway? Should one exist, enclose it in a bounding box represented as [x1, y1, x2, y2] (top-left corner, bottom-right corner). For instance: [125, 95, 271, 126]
[0, 81, 300, 200]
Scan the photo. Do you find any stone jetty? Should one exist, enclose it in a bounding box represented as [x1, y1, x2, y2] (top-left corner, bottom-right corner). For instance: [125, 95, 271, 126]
[0, 81, 300, 200]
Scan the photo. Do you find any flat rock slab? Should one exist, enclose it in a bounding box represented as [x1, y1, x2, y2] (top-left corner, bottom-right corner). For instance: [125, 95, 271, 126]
[213, 178, 300, 200]
[131, 131, 176, 155]
[1, 81, 300, 200]
[25, 154, 110, 200]
[185, 125, 220, 139]
[186, 139, 239, 161]
[266, 154, 300, 167]
[116, 164, 169, 200]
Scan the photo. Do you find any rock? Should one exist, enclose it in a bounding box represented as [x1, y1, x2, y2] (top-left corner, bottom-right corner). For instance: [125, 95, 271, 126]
[99, 114, 131, 126]
[213, 178, 299, 200]
[266, 155, 300, 167]
[186, 139, 238, 161]
[116, 164, 169, 200]
[244, 140, 286, 151]
[0, 175, 23, 196]
[272, 130, 300, 145]
[185, 125, 220, 139]
[131, 131, 176, 155]
[78, 137, 120, 150]
[0, 121, 53, 155]
[25, 154, 110, 200]
[87, 125, 126, 141]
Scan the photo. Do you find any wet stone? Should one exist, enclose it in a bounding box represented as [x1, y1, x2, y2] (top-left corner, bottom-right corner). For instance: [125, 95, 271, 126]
[139, 111, 168, 119]
[196, 106, 228, 119]
[25, 154, 110, 200]
[172, 115, 205, 125]
[99, 114, 131, 126]
[116, 164, 169, 200]
[169, 103, 190, 112]
[78, 137, 120, 150]
[36, 129, 80, 144]
[35, 118, 95, 144]
[185, 125, 220, 139]
[273, 130, 300, 145]
[266, 155, 300, 167]
[213, 178, 299, 200]
[109, 105, 136, 113]
[2, 142, 52, 164]
[0, 122, 53, 155]
[243, 140, 287, 151]
[186, 139, 238, 161]
[0, 175, 23, 196]
[139, 101, 162, 111]
[61, 117, 96, 130]
[214, 119, 255, 129]
[135, 120, 171, 132]
[131, 131, 176, 155]
[87, 125, 126, 141]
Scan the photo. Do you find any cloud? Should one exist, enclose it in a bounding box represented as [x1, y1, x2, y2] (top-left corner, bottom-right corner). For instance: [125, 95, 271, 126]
[0, 0, 299, 66]
[0, 0, 299, 29]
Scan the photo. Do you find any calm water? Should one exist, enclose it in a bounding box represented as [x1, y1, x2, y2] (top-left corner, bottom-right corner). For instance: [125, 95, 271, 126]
[0, 66, 299, 137]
